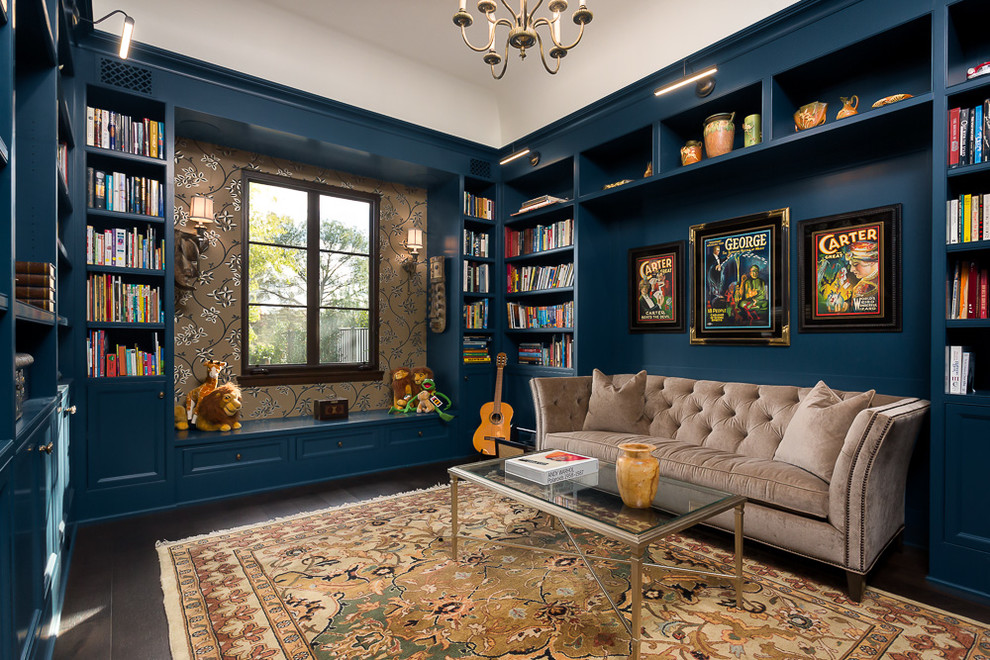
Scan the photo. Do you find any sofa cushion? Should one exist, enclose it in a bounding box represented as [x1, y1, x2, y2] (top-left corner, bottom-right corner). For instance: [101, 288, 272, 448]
[543, 431, 830, 519]
[582, 369, 649, 434]
[773, 381, 874, 483]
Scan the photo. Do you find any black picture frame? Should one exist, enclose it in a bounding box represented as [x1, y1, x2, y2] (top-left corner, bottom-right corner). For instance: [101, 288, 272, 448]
[798, 204, 902, 332]
[629, 240, 685, 332]
[690, 208, 790, 345]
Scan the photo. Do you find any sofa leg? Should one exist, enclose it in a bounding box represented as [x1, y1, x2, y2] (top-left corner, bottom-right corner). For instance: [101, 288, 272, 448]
[846, 571, 866, 602]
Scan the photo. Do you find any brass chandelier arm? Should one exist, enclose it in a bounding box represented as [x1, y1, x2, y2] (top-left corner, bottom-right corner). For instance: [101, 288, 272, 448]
[490, 39, 511, 79]
[458, 16, 514, 53]
[532, 15, 587, 51]
[534, 32, 562, 75]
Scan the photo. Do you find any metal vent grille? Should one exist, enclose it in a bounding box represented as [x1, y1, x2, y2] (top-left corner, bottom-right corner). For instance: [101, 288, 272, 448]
[99, 58, 153, 95]
[469, 158, 493, 180]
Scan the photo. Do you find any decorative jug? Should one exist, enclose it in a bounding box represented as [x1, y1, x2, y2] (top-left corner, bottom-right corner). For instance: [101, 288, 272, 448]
[836, 95, 858, 120]
[794, 101, 828, 131]
[703, 112, 735, 158]
[615, 442, 660, 509]
[680, 140, 703, 166]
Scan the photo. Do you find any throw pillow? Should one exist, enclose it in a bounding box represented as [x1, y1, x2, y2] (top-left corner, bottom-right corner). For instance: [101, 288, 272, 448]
[582, 369, 648, 434]
[774, 380, 875, 483]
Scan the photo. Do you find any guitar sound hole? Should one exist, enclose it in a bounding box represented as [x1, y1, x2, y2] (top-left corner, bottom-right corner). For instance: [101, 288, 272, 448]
[490, 413, 502, 425]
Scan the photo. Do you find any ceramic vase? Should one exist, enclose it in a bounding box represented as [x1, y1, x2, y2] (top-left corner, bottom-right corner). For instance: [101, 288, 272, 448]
[703, 112, 735, 158]
[743, 113, 762, 147]
[680, 140, 703, 166]
[615, 442, 660, 509]
[836, 95, 858, 120]
[794, 101, 828, 131]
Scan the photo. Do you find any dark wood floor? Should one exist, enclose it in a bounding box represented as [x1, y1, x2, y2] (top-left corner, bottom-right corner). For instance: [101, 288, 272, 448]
[53, 459, 990, 659]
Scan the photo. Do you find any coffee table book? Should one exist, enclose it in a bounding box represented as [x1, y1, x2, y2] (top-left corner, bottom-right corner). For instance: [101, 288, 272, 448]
[504, 450, 598, 484]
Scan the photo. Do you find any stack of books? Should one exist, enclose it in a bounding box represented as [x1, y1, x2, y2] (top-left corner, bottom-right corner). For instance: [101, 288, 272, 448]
[504, 450, 598, 485]
[462, 334, 491, 363]
[946, 192, 990, 244]
[517, 336, 573, 368]
[15, 262, 56, 312]
[948, 259, 988, 319]
[511, 195, 567, 216]
[946, 345, 976, 394]
[464, 299, 489, 330]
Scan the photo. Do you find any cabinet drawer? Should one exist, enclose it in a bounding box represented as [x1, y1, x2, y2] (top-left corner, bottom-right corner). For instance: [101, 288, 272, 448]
[296, 430, 376, 460]
[182, 440, 287, 476]
[387, 421, 447, 447]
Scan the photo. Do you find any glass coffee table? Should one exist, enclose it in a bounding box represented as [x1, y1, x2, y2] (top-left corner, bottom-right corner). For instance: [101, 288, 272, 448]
[448, 456, 746, 660]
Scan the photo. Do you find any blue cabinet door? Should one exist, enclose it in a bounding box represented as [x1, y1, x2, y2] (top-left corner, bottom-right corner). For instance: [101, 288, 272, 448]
[0, 445, 14, 660]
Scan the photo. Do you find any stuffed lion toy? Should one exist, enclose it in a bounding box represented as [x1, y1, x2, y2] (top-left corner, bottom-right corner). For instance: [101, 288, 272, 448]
[192, 382, 243, 432]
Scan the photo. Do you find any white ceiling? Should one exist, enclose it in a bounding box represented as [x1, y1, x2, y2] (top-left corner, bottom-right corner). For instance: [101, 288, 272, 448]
[92, 0, 801, 148]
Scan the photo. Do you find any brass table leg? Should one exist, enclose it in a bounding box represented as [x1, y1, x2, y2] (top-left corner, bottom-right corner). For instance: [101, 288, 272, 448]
[630, 548, 642, 660]
[734, 502, 745, 608]
[450, 476, 459, 561]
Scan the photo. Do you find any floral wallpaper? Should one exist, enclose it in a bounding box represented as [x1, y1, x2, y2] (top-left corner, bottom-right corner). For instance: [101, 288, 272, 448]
[173, 139, 427, 418]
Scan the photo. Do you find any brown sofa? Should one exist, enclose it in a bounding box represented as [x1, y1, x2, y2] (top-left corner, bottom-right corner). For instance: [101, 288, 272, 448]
[530, 372, 929, 600]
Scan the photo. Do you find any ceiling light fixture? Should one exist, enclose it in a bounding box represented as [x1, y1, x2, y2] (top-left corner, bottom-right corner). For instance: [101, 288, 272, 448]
[500, 148, 534, 166]
[453, 1, 592, 80]
[73, 8, 136, 59]
[654, 66, 718, 97]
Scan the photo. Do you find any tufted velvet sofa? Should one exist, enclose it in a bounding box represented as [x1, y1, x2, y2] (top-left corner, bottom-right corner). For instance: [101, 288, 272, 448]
[530, 374, 929, 600]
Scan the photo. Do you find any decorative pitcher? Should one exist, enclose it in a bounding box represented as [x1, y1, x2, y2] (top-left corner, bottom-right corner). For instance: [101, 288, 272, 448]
[836, 95, 858, 120]
[680, 140, 703, 166]
[703, 112, 735, 158]
[615, 442, 660, 509]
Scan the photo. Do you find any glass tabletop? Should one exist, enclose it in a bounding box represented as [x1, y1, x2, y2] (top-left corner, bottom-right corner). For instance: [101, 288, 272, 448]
[450, 456, 740, 538]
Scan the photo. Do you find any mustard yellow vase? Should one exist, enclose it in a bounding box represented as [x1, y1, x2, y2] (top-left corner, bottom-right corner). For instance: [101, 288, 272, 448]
[615, 442, 660, 509]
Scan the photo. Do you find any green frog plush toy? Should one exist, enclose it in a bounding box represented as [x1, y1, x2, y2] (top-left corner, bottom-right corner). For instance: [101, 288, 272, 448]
[403, 378, 453, 421]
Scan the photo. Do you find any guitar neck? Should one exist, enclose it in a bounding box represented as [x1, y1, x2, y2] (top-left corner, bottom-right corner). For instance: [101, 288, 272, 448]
[492, 363, 504, 416]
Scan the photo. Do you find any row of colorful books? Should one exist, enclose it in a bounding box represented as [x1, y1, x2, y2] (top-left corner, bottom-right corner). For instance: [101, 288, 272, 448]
[945, 345, 976, 395]
[86, 330, 163, 378]
[464, 261, 490, 293]
[463, 192, 495, 220]
[506, 300, 574, 329]
[504, 218, 573, 258]
[517, 335, 572, 368]
[948, 102, 990, 168]
[85, 106, 167, 160]
[946, 193, 990, 244]
[86, 225, 165, 270]
[462, 334, 492, 363]
[86, 167, 165, 217]
[463, 228, 490, 258]
[464, 298, 489, 330]
[86, 274, 163, 324]
[507, 262, 574, 293]
[948, 259, 988, 320]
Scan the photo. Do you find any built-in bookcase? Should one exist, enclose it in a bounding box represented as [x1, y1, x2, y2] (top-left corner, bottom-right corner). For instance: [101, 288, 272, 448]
[930, 0, 990, 601]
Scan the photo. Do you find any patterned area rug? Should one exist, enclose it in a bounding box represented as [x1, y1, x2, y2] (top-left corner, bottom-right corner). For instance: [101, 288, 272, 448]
[158, 484, 989, 659]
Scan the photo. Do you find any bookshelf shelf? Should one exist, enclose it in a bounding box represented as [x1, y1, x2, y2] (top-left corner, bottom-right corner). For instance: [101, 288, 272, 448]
[505, 201, 574, 226]
[505, 245, 574, 263]
[947, 160, 990, 178]
[83, 145, 168, 167]
[947, 239, 990, 252]
[506, 328, 574, 334]
[15, 301, 56, 325]
[463, 215, 496, 227]
[85, 264, 165, 277]
[85, 208, 167, 224]
[946, 319, 990, 328]
[86, 322, 165, 331]
[506, 287, 574, 299]
[0, 293, 8, 313]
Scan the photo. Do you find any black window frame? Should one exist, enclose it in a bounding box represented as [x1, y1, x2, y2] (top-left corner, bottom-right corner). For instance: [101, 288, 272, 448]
[239, 170, 382, 386]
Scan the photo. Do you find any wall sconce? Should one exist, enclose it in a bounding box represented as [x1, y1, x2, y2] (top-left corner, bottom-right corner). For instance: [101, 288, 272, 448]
[73, 9, 135, 59]
[402, 227, 425, 276]
[654, 65, 718, 98]
[500, 148, 540, 167]
[188, 195, 214, 232]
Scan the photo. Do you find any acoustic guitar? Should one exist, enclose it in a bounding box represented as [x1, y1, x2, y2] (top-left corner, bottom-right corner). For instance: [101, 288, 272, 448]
[472, 352, 513, 456]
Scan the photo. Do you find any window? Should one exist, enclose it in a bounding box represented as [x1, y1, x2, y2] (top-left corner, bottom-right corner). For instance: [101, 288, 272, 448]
[240, 171, 381, 385]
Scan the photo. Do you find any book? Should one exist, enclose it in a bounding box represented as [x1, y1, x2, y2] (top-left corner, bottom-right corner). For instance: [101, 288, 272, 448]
[15, 272, 55, 287]
[976, 104, 984, 164]
[949, 107, 960, 167]
[504, 450, 598, 485]
[961, 107, 970, 166]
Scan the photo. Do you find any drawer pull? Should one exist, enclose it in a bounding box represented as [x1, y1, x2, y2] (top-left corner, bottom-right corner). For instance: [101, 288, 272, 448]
[418, 431, 423, 437]
[67, 405, 77, 415]
[41, 443, 54, 455]
[337, 441, 343, 448]
[235, 453, 242, 461]
[159, 392, 165, 399]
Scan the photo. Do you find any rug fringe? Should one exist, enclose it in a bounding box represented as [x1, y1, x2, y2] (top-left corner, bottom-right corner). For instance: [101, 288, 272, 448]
[155, 482, 448, 549]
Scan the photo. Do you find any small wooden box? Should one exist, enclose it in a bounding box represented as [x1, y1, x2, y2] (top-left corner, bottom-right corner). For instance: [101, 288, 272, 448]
[314, 398, 348, 420]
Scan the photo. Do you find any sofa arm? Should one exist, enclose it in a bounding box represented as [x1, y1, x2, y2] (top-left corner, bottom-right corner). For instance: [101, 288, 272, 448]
[828, 397, 929, 572]
[530, 376, 593, 450]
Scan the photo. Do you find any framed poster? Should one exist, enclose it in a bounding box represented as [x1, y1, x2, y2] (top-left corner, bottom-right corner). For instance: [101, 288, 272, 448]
[690, 208, 790, 345]
[798, 204, 901, 332]
[629, 240, 685, 332]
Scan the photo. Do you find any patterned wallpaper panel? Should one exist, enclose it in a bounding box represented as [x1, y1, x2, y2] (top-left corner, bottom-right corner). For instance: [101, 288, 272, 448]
[173, 139, 427, 418]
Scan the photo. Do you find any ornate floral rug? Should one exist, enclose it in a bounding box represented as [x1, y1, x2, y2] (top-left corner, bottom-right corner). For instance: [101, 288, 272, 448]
[158, 484, 989, 659]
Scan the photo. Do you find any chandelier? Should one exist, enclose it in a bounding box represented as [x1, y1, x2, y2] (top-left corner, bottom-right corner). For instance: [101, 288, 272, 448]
[453, 1, 593, 79]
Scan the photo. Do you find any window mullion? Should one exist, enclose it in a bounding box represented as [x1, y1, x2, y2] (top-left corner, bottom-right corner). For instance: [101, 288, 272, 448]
[307, 190, 320, 365]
